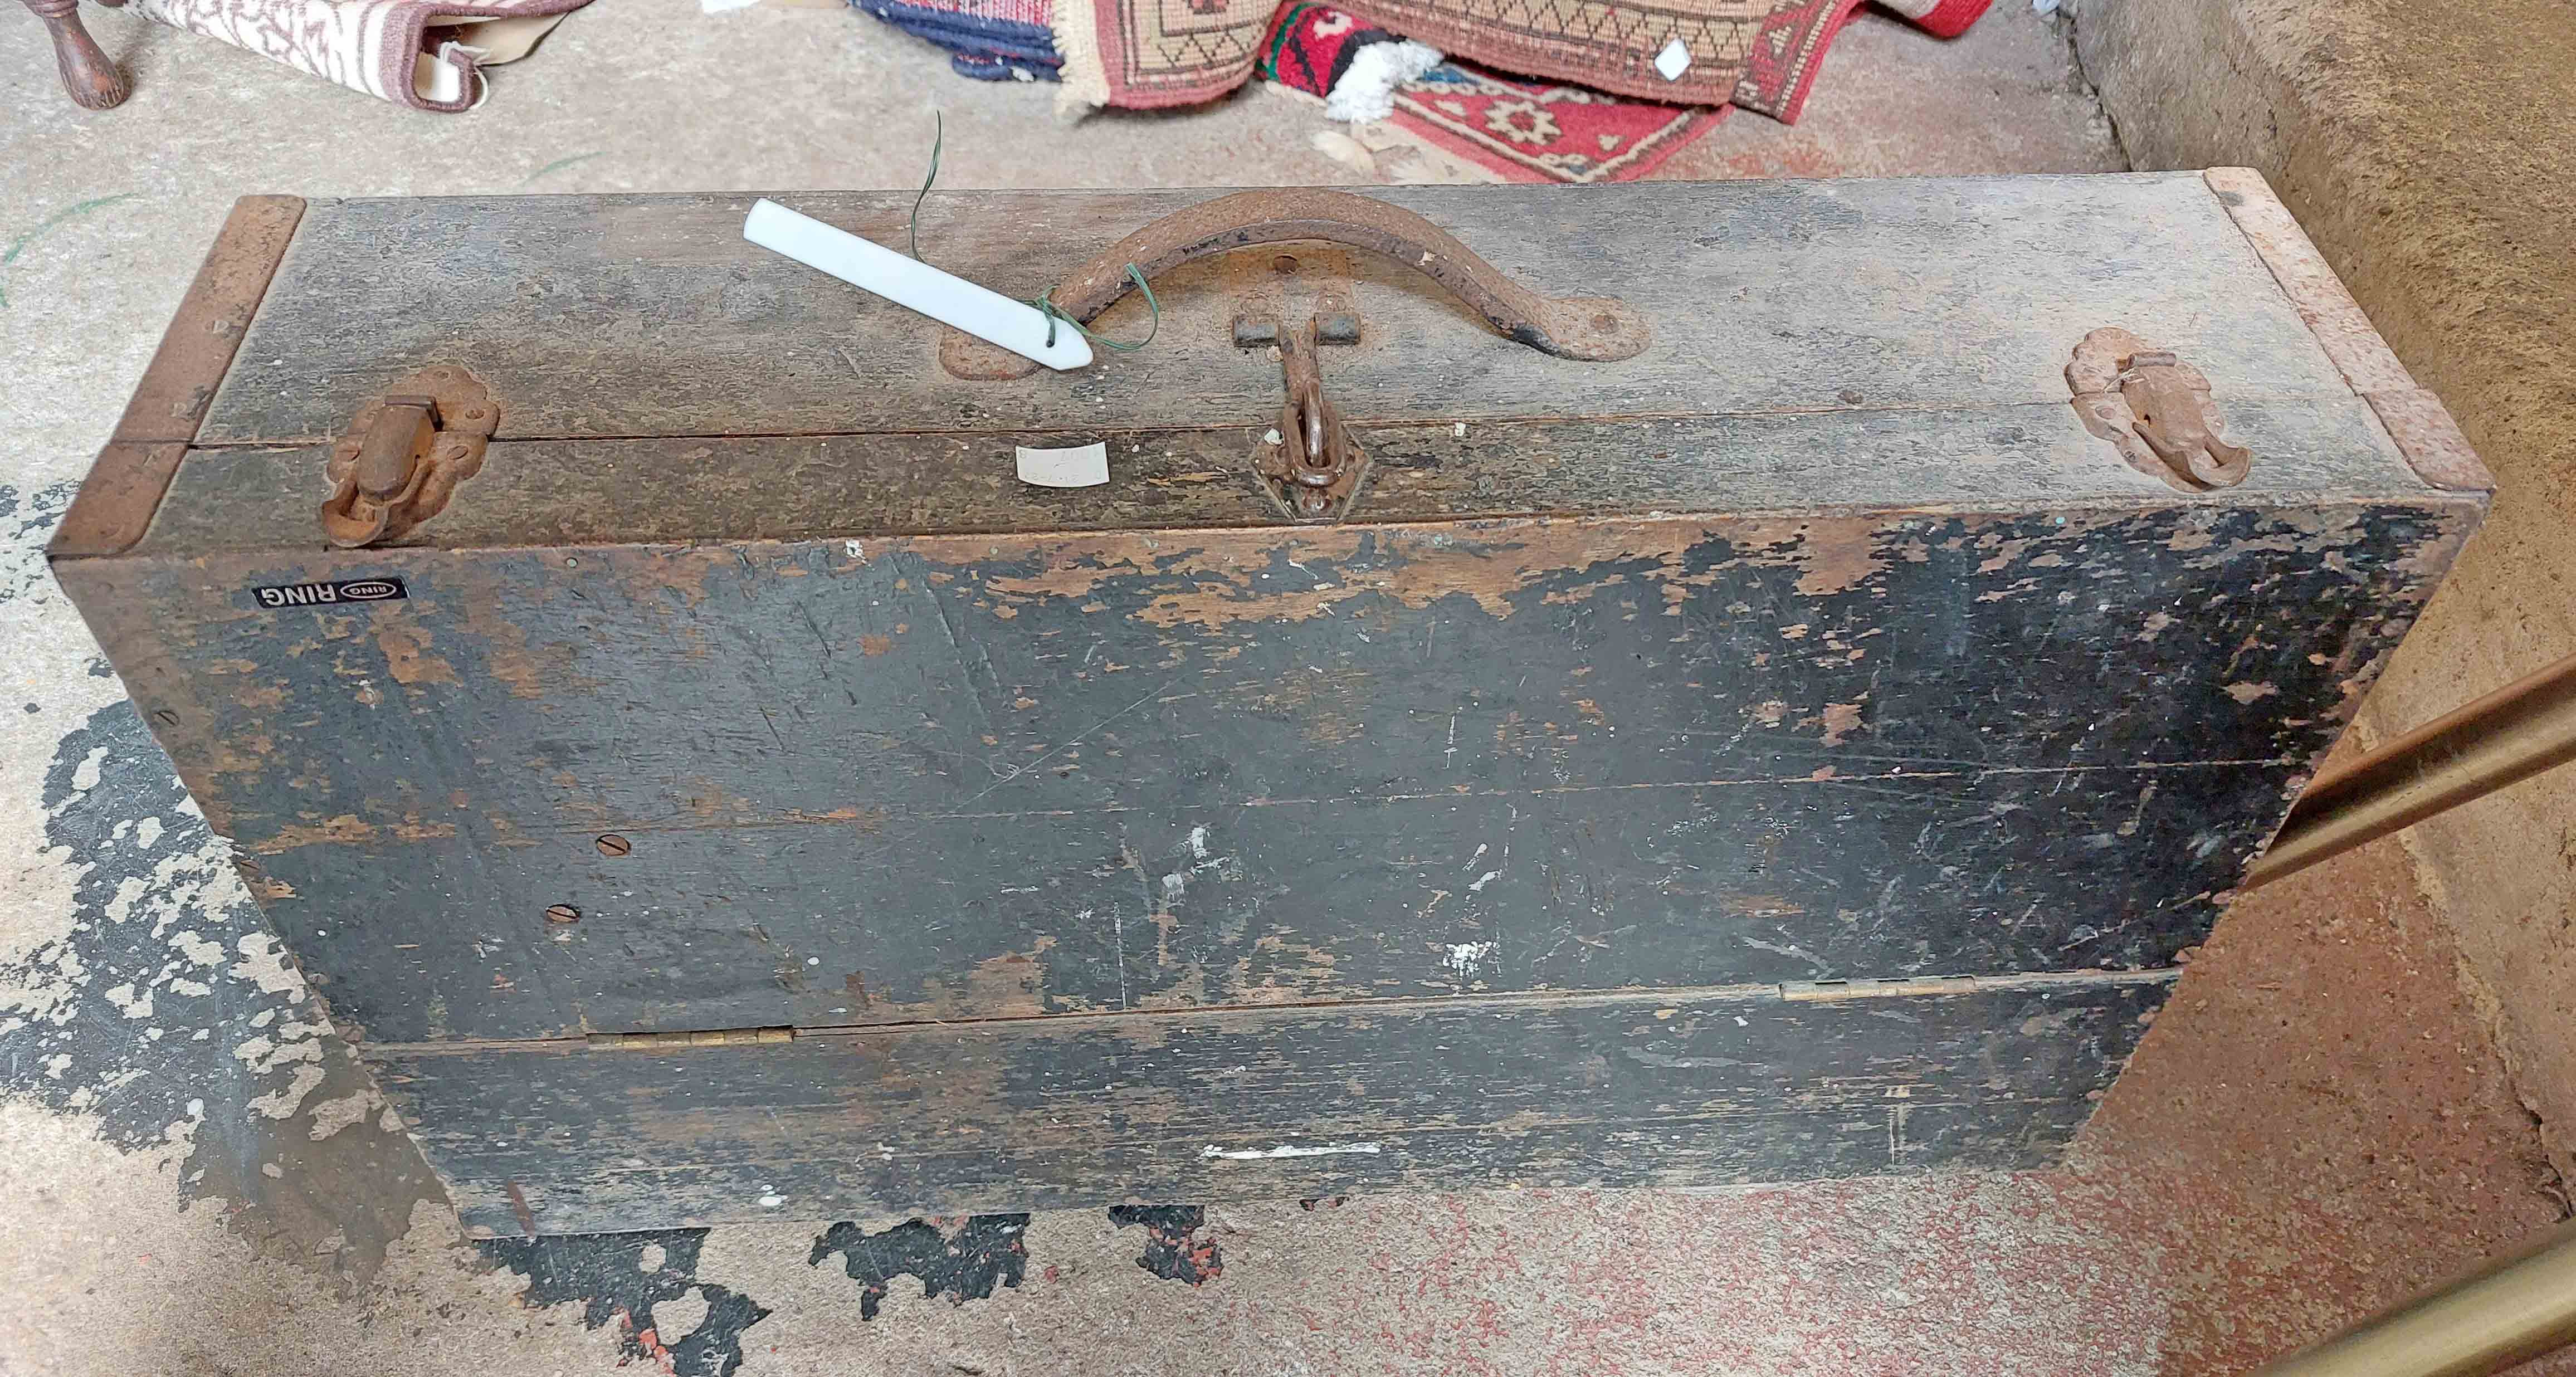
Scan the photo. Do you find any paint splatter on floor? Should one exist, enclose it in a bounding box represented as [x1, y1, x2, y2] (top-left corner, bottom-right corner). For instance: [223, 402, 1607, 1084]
[479, 1228, 772, 1376]
[3, 699, 440, 1283]
[1108, 1205, 1224, 1285]
[808, 1215, 1031, 1319]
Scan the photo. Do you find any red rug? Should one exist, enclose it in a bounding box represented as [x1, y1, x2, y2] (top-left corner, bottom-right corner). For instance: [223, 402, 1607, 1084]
[1260, 3, 1724, 183]
[1055, 0, 1988, 121]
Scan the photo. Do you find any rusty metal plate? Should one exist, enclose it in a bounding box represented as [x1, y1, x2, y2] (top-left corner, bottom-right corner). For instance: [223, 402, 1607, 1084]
[52, 195, 304, 560]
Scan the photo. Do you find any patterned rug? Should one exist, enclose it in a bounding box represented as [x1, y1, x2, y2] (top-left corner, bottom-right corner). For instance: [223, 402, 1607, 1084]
[857, 0, 1062, 80]
[1047, 0, 1987, 119]
[125, 0, 593, 110]
[1260, 4, 1724, 183]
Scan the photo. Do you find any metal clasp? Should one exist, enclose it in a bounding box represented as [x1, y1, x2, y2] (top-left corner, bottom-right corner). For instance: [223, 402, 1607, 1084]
[320, 365, 498, 548]
[2067, 328, 2252, 492]
[1242, 303, 1368, 521]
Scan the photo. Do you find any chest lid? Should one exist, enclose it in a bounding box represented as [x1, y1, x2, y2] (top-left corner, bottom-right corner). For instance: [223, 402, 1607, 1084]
[92, 173, 2480, 556]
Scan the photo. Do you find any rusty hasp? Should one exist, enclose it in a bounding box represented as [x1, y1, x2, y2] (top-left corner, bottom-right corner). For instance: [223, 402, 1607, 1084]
[2067, 327, 2253, 491]
[939, 188, 1650, 380]
[319, 365, 499, 547]
[1250, 314, 1368, 520]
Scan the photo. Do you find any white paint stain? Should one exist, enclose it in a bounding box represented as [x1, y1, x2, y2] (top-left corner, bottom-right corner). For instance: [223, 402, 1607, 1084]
[104, 874, 148, 924]
[233, 1017, 329, 1119]
[1467, 871, 1500, 893]
[305, 1090, 378, 1140]
[1741, 935, 1829, 974]
[246, 1063, 326, 1120]
[229, 931, 308, 997]
[103, 982, 152, 1019]
[1170, 827, 1238, 886]
[1444, 940, 1497, 977]
[1200, 1142, 1382, 1160]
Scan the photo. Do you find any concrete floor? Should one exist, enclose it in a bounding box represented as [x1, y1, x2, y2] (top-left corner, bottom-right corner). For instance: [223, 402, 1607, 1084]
[0, 2, 2564, 1373]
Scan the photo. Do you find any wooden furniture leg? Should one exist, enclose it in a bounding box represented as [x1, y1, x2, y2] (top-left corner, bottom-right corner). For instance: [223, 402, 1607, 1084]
[26, 0, 131, 110]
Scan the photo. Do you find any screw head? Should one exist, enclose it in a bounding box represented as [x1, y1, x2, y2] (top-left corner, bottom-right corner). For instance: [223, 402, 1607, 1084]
[544, 904, 580, 925]
[594, 834, 632, 857]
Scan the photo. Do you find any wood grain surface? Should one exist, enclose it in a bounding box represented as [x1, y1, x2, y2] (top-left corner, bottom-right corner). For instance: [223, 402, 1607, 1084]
[62, 500, 2473, 1042]
[372, 971, 2173, 1234]
[197, 178, 2371, 455]
[51, 175, 2489, 1228]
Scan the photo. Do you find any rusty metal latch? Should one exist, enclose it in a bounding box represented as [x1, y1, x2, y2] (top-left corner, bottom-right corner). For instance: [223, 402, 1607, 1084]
[319, 365, 498, 548]
[2067, 328, 2252, 492]
[1249, 312, 1367, 520]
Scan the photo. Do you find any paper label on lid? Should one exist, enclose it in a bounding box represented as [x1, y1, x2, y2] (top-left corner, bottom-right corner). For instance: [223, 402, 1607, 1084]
[1016, 442, 1111, 489]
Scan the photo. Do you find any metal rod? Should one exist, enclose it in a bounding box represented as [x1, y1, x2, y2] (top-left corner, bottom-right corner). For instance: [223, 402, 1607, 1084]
[2244, 652, 2576, 889]
[2252, 1220, 2576, 1375]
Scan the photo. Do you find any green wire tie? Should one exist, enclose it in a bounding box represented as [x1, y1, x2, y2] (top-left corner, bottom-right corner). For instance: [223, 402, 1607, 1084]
[908, 110, 1159, 357]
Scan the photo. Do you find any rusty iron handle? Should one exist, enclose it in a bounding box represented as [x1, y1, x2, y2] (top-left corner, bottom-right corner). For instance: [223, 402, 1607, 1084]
[939, 189, 1651, 378]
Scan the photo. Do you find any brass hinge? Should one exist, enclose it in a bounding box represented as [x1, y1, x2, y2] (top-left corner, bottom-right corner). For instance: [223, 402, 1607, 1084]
[1778, 975, 1983, 1002]
[586, 1026, 794, 1052]
[319, 365, 498, 547]
[2067, 328, 2253, 492]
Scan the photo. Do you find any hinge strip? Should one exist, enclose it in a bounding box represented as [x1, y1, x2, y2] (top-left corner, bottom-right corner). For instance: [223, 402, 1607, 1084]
[587, 1026, 795, 1052]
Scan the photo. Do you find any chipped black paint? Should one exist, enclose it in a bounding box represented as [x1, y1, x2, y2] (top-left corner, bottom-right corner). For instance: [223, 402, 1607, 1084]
[1109, 1205, 1223, 1285]
[808, 1215, 1031, 1320]
[3, 701, 440, 1282]
[382, 974, 2168, 1234]
[131, 502, 2469, 1043]
[479, 1228, 770, 1377]
[0, 481, 71, 603]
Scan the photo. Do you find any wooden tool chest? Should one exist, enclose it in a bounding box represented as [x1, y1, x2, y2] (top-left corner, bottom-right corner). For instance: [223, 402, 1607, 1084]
[53, 172, 2489, 1236]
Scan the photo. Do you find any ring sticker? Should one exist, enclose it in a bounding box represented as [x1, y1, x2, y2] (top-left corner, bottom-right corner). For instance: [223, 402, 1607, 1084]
[251, 577, 408, 609]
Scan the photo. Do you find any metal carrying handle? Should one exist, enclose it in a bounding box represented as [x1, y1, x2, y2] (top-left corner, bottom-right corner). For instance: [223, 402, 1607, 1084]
[940, 188, 1651, 378]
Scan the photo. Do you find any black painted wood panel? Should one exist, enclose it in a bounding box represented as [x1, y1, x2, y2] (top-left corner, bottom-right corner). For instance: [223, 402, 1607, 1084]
[279, 762, 2267, 1041]
[52, 177, 2491, 1227]
[70, 501, 2470, 1041]
[369, 973, 2170, 1235]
